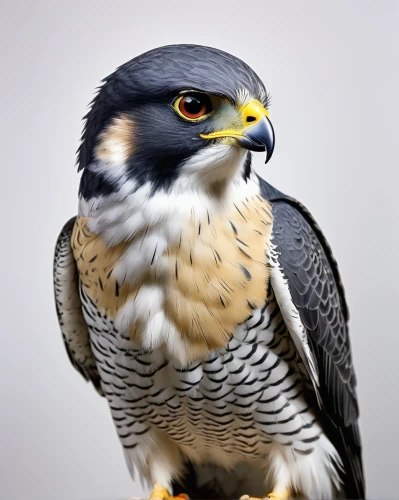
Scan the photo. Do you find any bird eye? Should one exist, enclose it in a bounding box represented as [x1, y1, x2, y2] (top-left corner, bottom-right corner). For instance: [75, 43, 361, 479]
[174, 93, 212, 121]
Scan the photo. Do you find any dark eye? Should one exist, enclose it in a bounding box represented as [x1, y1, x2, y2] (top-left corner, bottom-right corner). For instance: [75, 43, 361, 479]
[175, 93, 212, 120]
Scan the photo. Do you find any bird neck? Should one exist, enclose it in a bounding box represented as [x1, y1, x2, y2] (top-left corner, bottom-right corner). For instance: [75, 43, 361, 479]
[79, 146, 256, 243]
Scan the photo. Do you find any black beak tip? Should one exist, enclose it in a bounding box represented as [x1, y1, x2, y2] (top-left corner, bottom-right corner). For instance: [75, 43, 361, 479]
[241, 116, 275, 163]
[265, 143, 275, 164]
[264, 118, 275, 164]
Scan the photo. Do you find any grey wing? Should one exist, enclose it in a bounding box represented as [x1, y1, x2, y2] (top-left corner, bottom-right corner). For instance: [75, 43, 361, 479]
[53, 217, 104, 396]
[269, 201, 364, 499]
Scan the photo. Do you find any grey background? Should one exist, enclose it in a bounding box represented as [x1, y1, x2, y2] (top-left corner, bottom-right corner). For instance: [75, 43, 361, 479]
[0, 0, 398, 498]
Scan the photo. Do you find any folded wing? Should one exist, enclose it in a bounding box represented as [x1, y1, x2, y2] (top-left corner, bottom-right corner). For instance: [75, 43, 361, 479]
[53, 217, 103, 396]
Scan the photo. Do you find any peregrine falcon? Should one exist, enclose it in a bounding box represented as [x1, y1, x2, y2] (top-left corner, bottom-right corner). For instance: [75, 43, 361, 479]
[53, 44, 364, 500]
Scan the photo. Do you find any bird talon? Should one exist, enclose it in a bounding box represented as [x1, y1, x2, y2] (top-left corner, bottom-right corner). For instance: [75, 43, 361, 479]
[147, 485, 189, 500]
[267, 489, 290, 500]
[239, 492, 289, 500]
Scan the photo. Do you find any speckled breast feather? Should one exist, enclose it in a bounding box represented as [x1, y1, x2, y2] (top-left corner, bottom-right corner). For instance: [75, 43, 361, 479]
[71, 193, 273, 360]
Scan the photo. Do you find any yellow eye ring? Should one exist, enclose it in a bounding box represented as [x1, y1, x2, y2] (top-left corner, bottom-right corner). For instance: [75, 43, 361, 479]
[173, 93, 213, 121]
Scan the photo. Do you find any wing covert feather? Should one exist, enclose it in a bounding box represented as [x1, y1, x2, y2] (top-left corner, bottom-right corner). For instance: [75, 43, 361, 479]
[53, 217, 103, 396]
[271, 202, 358, 424]
[259, 177, 364, 498]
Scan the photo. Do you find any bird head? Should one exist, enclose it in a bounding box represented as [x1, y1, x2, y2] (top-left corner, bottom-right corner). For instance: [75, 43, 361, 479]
[78, 45, 274, 198]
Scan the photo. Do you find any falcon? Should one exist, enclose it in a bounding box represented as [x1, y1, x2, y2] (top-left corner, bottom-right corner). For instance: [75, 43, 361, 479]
[53, 44, 364, 500]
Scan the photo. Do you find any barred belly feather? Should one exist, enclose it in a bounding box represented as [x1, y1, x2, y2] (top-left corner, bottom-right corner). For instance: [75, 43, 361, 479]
[80, 285, 341, 498]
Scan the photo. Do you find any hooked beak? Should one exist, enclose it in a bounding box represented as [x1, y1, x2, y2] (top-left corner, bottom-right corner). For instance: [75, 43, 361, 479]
[200, 100, 275, 164]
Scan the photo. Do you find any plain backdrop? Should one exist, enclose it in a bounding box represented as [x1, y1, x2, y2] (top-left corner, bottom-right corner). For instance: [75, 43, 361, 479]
[0, 1, 398, 499]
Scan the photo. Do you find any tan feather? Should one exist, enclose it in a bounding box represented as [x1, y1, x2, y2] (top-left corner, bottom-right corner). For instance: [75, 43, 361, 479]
[71, 195, 273, 359]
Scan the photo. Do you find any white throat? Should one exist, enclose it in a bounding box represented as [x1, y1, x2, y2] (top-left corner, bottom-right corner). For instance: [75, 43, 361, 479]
[79, 145, 259, 247]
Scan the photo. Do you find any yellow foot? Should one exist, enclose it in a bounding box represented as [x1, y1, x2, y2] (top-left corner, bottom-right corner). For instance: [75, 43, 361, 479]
[240, 490, 290, 500]
[128, 487, 188, 500]
[267, 494, 289, 500]
[147, 483, 189, 500]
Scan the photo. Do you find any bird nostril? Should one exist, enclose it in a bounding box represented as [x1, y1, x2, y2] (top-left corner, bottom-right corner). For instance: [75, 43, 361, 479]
[246, 116, 256, 123]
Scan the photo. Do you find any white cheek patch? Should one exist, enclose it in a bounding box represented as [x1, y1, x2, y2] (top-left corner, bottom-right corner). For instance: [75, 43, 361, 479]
[94, 114, 134, 168]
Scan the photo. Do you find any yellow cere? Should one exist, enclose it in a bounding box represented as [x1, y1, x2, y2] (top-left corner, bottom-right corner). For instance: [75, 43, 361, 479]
[200, 99, 269, 140]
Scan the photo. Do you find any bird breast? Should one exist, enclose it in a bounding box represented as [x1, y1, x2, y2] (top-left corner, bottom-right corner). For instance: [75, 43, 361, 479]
[72, 191, 273, 362]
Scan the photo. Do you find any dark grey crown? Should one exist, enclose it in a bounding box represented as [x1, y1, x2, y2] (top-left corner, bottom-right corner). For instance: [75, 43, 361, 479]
[78, 44, 268, 172]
